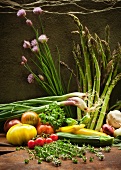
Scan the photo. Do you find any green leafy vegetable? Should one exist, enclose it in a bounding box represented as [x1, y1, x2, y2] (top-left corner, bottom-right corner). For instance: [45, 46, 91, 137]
[65, 118, 78, 126]
[39, 102, 66, 130]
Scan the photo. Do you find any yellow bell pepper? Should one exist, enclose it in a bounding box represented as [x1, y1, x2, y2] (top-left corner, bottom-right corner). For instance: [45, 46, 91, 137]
[6, 123, 37, 145]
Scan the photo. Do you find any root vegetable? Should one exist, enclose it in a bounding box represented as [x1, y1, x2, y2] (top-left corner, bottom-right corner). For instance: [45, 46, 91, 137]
[67, 97, 88, 112]
[102, 124, 114, 136]
[106, 110, 121, 128]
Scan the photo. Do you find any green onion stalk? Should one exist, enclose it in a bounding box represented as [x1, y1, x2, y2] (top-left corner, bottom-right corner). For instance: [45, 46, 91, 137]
[0, 92, 87, 107]
[0, 94, 88, 122]
[68, 13, 121, 130]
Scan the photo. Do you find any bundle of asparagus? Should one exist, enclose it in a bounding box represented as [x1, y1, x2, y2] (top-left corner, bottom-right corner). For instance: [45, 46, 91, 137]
[68, 13, 121, 131]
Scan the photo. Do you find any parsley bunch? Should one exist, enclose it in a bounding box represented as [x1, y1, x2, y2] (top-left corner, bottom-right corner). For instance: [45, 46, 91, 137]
[39, 102, 66, 130]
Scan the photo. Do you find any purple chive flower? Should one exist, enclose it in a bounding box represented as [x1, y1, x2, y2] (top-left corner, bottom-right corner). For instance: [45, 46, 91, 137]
[33, 7, 43, 15]
[17, 9, 26, 17]
[32, 45, 39, 53]
[27, 74, 34, 83]
[23, 40, 31, 49]
[38, 34, 48, 43]
[26, 19, 33, 26]
[31, 39, 38, 47]
[21, 56, 27, 65]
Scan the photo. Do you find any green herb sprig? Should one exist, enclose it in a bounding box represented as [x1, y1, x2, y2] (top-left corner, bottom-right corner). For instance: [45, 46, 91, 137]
[39, 102, 66, 130]
[17, 140, 111, 167]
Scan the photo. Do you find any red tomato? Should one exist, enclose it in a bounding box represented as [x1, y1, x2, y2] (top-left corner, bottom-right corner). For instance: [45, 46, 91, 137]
[27, 139, 35, 149]
[35, 137, 45, 146]
[36, 124, 48, 135]
[50, 134, 58, 141]
[42, 138, 46, 144]
[21, 111, 39, 126]
[46, 125, 54, 134]
[36, 124, 54, 135]
[45, 137, 53, 144]
[4, 119, 21, 133]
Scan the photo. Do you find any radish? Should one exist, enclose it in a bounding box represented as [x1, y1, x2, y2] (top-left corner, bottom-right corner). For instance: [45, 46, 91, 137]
[102, 124, 114, 136]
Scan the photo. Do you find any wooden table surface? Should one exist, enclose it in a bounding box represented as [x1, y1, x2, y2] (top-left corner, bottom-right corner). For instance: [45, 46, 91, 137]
[0, 133, 121, 170]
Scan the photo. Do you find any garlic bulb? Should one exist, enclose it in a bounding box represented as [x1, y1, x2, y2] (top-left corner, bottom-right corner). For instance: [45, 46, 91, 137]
[106, 110, 121, 128]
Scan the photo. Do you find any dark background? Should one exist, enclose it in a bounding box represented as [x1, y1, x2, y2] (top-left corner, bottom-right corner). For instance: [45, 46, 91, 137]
[0, 0, 121, 107]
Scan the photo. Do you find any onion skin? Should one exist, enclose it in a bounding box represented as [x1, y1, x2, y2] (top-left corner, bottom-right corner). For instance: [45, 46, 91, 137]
[102, 124, 114, 136]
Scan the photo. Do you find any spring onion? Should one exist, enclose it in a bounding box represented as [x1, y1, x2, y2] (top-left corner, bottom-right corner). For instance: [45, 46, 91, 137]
[0, 92, 88, 121]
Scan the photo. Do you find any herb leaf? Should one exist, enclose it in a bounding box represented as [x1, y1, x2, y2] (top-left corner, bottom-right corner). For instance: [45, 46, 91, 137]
[39, 102, 66, 130]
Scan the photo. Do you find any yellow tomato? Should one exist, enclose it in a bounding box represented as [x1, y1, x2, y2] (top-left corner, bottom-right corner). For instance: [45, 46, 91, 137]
[6, 123, 37, 145]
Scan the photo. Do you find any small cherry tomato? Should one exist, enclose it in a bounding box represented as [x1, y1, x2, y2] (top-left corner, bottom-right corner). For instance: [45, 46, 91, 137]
[35, 137, 45, 146]
[45, 137, 53, 144]
[50, 134, 58, 141]
[42, 138, 46, 144]
[27, 139, 35, 149]
[21, 111, 39, 126]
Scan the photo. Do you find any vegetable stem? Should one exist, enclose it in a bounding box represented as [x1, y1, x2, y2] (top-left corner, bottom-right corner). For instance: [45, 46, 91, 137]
[95, 73, 121, 131]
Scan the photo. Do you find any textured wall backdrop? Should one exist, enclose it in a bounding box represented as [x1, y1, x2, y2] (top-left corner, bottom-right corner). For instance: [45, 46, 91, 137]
[0, 0, 121, 107]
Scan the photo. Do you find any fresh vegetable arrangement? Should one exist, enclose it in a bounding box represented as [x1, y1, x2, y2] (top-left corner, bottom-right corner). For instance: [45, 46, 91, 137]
[1, 6, 121, 168]
[1, 92, 120, 167]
